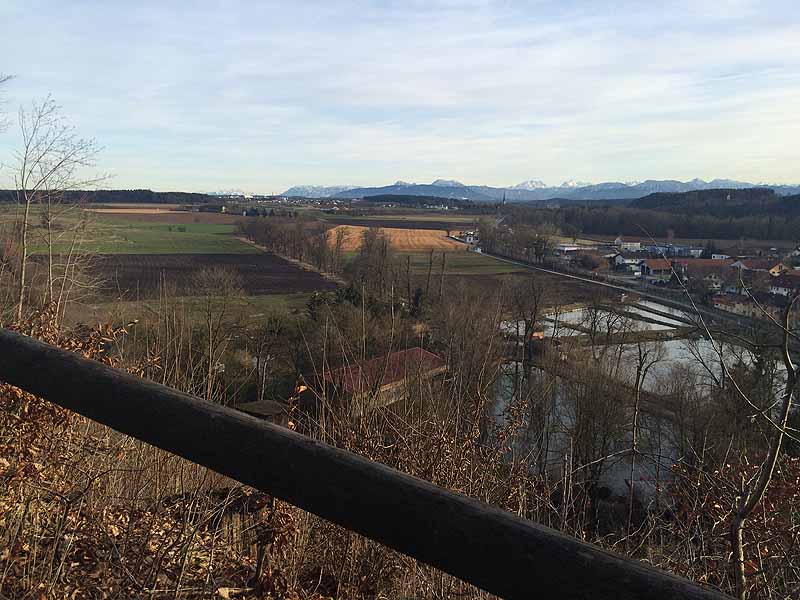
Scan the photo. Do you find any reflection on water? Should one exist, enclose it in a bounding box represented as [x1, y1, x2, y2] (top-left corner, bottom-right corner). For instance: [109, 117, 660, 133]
[492, 299, 785, 505]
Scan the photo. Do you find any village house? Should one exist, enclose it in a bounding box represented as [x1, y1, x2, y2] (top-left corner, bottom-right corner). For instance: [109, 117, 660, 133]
[458, 230, 478, 244]
[712, 293, 799, 325]
[322, 347, 447, 416]
[611, 253, 641, 268]
[677, 258, 734, 291]
[729, 259, 787, 277]
[613, 236, 641, 252]
[610, 253, 643, 276]
[641, 258, 680, 282]
[769, 271, 800, 296]
[555, 243, 581, 253]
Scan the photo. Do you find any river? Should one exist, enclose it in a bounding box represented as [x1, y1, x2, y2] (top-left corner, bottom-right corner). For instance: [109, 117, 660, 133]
[494, 299, 786, 504]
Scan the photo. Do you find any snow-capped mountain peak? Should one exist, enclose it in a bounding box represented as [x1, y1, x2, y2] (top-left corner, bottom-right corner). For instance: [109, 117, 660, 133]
[559, 179, 592, 188]
[208, 189, 247, 196]
[431, 179, 466, 187]
[512, 180, 548, 190]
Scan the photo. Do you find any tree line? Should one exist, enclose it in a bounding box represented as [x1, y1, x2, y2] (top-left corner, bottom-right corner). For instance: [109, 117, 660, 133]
[506, 202, 800, 241]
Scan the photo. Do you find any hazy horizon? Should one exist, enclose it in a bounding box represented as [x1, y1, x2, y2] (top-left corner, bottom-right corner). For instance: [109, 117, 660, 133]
[2, 1, 799, 194]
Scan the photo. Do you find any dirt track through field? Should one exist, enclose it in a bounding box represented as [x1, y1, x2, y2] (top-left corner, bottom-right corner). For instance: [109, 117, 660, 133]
[328, 225, 462, 251]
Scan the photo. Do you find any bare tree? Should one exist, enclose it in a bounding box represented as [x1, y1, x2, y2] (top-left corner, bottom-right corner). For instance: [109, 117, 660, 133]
[0, 75, 14, 309]
[13, 97, 100, 321]
[729, 293, 798, 599]
[0, 74, 12, 134]
[626, 339, 664, 540]
[192, 266, 244, 403]
[331, 226, 349, 274]
[508, 275, 545, 361]
[642, 227, 800, 598]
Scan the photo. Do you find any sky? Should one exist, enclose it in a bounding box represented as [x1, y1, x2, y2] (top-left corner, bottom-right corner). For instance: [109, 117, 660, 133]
[1, 0, 799, 193]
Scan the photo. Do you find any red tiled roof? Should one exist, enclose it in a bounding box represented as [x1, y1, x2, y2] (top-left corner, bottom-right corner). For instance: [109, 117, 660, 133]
[736, 259, 784, 270]
[324, 347, 446, 394]
[679, 258, 734, 268]
[644, 258, 673, 271]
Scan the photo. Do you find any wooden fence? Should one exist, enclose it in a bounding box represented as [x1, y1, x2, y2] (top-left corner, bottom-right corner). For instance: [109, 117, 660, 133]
[0, 328, 730, 599]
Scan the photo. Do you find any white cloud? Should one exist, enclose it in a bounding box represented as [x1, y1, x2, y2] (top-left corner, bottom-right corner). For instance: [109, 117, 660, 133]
[0, 0, 799, 191]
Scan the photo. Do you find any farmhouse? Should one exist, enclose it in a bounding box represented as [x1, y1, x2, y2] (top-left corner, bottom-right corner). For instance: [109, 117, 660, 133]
[677, 258, 734, 290]
[323, 347, 447, 416]
[770, 271, 800, 296]
[712, 293, 799, 325]
[611, 253, 641, 267]
[642, 258, 678, 282]
[457, 230, 478, 244]
[729, 259, 787, 277]
[613, 236, 641, 252]
[610, 253, 642, 275]
[555, 243, 581, 257]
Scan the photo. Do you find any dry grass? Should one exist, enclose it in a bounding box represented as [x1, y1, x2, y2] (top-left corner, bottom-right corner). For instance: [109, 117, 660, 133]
[88, 208, 178, 214]
[328, 225, 463, 252]
[90, 210, 243, 225]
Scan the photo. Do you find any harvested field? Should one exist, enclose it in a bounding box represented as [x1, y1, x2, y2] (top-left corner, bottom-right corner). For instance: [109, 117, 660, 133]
[94, 253, 337, 298]
[325, 217, 475, 230]
[329, 225, 463, 252]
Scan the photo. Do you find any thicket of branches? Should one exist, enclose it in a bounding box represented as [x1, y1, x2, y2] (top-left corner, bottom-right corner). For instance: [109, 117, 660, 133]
[2, 267, 799, 598]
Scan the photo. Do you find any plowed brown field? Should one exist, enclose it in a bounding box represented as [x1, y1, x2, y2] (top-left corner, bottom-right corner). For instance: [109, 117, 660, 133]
[329, 225, 463, 252]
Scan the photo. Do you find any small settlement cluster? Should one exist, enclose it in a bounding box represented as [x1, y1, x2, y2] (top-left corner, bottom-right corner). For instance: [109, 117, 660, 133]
[455, 228, 800, 325]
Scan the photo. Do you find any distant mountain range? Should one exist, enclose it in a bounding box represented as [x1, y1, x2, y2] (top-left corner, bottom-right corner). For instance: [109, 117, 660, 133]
[281, 179, 800, 202]
[280, 185, 358, 198]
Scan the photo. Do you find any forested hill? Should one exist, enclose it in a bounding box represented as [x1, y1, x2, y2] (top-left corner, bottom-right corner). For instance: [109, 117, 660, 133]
[630, 188, 800, 217]
[516, 188, 800, 240]
[0, 189, 217, 204]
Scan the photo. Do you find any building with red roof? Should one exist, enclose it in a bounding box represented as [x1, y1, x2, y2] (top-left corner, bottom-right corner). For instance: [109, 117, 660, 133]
[322, 347, 447, 415]
[729, 259, 787, 276]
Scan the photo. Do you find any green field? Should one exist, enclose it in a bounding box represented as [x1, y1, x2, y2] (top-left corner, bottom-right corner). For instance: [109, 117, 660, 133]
[82, 220, 255, 254]
[0, 204, 520, 278]
[0, 206, 254, 254]
[342, 246, 525, 276]
[403, 250, 527, 275]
